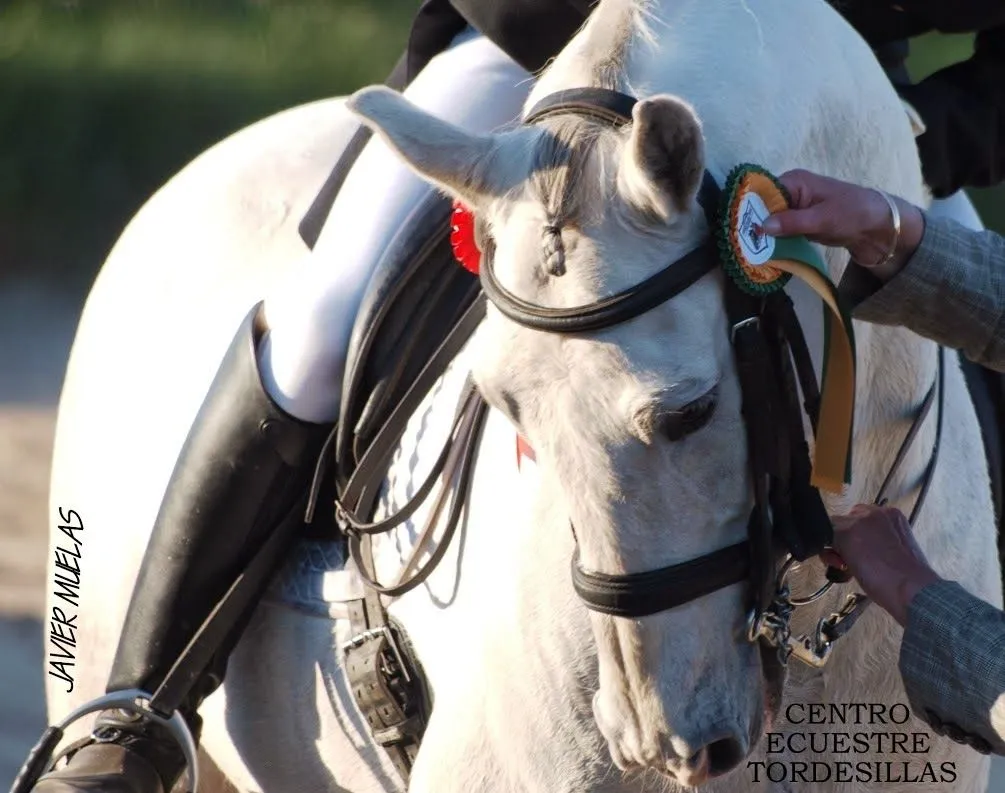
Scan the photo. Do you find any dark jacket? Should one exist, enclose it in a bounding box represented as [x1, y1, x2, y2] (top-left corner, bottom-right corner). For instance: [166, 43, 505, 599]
[839, 1, 1005, 197]
[421, 0, 1005, 198]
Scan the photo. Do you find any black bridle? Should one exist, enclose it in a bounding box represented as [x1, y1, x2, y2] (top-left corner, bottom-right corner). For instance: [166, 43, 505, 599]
[485, 87, 943, 637]
[488, 88, 827, 623]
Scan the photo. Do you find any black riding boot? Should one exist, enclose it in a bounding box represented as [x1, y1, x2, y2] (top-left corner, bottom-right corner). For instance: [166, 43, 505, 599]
[16, 302, 333, 793]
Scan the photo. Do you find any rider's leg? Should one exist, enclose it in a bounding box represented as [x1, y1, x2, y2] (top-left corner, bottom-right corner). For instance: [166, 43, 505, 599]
[28, 28, 531, 793]
[258, 27, 532, 423]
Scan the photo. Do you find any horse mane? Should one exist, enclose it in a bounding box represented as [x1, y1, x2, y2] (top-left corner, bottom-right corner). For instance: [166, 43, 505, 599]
[579, 0, 656, 91]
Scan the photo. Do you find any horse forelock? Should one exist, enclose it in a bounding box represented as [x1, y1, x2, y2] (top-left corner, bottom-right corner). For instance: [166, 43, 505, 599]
[521, 0, 699, 237]
[526, 119, 618, 231]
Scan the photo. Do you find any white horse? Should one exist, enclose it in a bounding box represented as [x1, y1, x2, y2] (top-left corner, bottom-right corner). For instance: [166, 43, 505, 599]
[44, 1, 1000, 792]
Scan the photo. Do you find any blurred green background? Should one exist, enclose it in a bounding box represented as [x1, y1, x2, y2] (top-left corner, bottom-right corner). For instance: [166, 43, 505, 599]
[0, 1, 1001, 288]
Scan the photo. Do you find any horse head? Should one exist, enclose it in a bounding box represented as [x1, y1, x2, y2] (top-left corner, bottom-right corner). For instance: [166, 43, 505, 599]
[348, 84, 765, 786]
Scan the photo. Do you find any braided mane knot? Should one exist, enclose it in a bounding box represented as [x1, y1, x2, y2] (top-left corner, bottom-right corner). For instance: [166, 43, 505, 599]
[542, 223, 566, 277]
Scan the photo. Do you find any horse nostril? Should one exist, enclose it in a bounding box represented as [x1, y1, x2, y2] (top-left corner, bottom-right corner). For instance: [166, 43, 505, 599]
[707, 736, 745, 776]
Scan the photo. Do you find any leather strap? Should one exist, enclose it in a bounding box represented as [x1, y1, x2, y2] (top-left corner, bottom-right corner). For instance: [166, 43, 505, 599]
[774, 294, 821, 428]
[570, 541, 750, 617]
[524, 88, 638, 127]
[765, 294, 833, 560]
[346, 387, 488, 598]
[479, 240, 720, 334]
[875, 345, 945, 523]
[336, 297, 487, 784]
[723, 279, 780, 616]
[338, 296, 485, 517]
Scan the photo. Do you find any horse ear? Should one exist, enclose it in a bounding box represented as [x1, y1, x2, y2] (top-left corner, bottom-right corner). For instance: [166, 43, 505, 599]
[346, 86, 528, 210]
[619, 95, 705, 219]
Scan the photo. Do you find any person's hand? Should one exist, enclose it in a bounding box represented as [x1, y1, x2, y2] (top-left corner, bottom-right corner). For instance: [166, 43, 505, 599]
[820, 504, 942, 626]
[760, 169, 926, 281]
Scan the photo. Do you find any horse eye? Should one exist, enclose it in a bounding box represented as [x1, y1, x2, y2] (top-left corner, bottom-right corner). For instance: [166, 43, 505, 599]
[657, 386, 719, 442]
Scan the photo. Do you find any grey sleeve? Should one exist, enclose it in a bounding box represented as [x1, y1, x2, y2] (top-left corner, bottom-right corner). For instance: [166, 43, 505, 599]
[840, 215, 1005, 372]
[899, 579, 1005, 755]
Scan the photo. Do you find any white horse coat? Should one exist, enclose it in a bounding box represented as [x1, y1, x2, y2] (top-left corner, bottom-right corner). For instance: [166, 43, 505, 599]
[46, 1, 999, 792]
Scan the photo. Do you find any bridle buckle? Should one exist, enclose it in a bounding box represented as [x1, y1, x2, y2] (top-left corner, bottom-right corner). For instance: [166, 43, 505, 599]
[730, 315, 760, 343]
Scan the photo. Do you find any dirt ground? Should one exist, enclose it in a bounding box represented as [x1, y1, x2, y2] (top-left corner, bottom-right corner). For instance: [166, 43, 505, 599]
[2, 280, 1005, 791]
[0, 282, 83, 787]
[0, 279, 246, 793]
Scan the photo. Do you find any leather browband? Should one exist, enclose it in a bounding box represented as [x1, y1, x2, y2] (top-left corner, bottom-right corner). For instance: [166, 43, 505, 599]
[480, 241, 719, 333]
[524, 87, 639, 128]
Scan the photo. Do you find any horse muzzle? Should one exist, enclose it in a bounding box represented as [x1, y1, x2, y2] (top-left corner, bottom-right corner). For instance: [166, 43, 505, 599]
[591, 689, 755, 787]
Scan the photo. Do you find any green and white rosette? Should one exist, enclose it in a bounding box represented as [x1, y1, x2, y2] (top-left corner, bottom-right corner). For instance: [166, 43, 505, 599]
[716, 164, 857, 494]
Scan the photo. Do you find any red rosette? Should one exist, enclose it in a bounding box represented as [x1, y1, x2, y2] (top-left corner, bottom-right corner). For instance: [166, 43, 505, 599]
[450, 200, 481, 275]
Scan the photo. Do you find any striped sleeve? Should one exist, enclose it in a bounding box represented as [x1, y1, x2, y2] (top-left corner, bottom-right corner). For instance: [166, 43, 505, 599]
[842, 214, 1005, 372]
[900, 579, 1005, 754]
